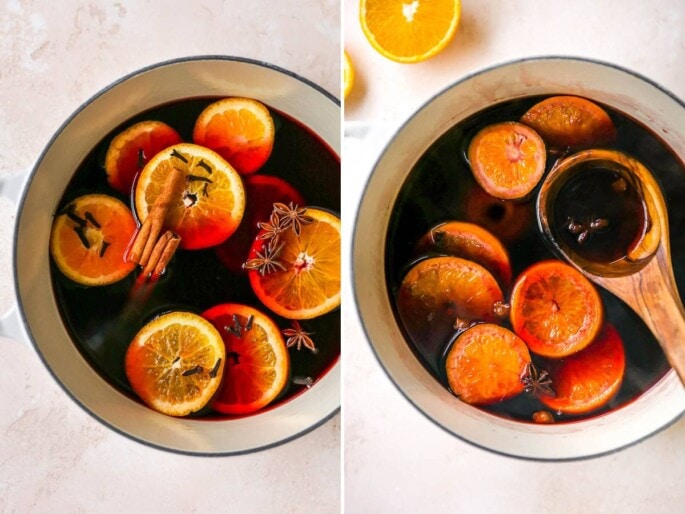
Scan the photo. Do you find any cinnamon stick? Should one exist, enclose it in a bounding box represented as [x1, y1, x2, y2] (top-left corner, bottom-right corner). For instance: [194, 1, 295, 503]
[127, 167, 184, 265]
[140, 230, 181, 279]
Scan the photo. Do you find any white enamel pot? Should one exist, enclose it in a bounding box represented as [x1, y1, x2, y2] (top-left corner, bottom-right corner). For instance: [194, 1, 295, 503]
[0, 56, 340, 455]
[353, 57, 685, 460]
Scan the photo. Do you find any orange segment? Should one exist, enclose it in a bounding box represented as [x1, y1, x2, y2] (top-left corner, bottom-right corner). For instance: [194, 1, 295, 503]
[203, 304, 290, 415]
[134, 143, 245, 250]
[248, 208, 341, 320]
[124, 311, 225, 417]
[104, 120, 182, 196]
[414, 221, 512, 288]
[520, 95, 617, 149]
[193, 97, 275, 174]
[50, 194, 137, 286]
[445, 324, 531, 405]
[468, 121, 546, 200]
[510, 260, 604, 358]
[397, 257, 504, 355]
[344, 50, 355, 99]
[541, 323, 625, 415]
[360, 0, 461, 63]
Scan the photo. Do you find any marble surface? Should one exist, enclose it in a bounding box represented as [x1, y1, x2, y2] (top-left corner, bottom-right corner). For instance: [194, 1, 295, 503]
[0, 1, 340, 513]
[344, 1, 685, 513]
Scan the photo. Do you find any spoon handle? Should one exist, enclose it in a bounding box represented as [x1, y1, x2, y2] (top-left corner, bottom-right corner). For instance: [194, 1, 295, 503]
[610, 251, 685, 384]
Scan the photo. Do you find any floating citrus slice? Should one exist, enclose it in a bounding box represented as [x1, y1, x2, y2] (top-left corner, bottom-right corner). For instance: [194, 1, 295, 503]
[203, 303, 290, 415]
[134, 143, 245, 250]
[50, 194, 137, 286]
[445, 324, 531, 405]
[104, 120, 182, 196]
[520, 95, 616, 149]
[193, 97, 275, 174]
[215, 175, 304, 274]
[360, 0, 461, 63]
[540, 323, 625, 415]
[247, 207, 340, 320]
[344, 50, 355, 98]
[397, 257, 504, 358]
[414, 221, 512, 288]
[468, 121, 546, 200]
[510, 260, 604, 358]
[125, 311, 226, 417]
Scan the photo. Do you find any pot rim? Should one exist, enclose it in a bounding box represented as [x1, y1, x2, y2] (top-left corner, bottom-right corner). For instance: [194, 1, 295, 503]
[14, 55, 340, 456]
[352, 55, 685, 461]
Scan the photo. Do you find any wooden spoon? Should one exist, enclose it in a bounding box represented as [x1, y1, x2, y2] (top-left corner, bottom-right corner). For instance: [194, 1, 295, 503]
[537, 149, 685, 384]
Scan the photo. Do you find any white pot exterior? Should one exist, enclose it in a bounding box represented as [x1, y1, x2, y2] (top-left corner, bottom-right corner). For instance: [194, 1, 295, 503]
[353, 57, 685, 460]
[13, 57, 340, 455]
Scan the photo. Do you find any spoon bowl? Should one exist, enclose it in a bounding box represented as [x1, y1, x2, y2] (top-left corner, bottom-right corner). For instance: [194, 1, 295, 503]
[537, 148, 685, 384]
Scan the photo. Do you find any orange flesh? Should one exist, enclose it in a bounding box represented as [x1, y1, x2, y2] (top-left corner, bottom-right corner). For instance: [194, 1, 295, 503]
[446, 323, 531, 405]
[510, 260, 603, 358]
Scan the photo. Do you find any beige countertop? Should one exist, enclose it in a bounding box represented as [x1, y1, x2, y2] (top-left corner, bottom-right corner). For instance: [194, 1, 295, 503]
[0, 1, 340, 513]
[343, 0, 685, 513]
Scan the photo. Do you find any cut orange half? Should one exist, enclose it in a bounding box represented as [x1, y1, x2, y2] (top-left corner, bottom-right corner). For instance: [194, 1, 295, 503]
[203, 303, 290, 415]
[50, 194, 137, 286]
[193, 97, 275, 175]
[104, 120, 182, 196]
[510, 260, 604, 358]
[134, 143, 246, 250]
[125, 311, 226, 417]
[360, 0, 461, 63]
[248, 207, 341, 320]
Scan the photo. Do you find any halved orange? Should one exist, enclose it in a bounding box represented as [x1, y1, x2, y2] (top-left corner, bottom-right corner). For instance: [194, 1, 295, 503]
[50, 194, 137, 286]
[414, 221, 512, 288]
[203, 303, 290, 415]
[397, 257, 504, 350]
[445, 323, 531, 405]
[360, 0, 461, 63]
[344, 50, 355, 99]
[468, 121, 546, 200]
[510, 260, 603, 358]
[248, 207, 340, 319]
[125, 311, 225, 417]
[540, 323, 625, 415]
[193, 97, 275, 175]
[520, 95, 616, 149]
[134, 143, 245, 250]
[104, 120, 182, 196]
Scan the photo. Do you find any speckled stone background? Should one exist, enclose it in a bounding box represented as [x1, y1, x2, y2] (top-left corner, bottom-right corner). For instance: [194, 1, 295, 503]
[0, 1, 340, 513]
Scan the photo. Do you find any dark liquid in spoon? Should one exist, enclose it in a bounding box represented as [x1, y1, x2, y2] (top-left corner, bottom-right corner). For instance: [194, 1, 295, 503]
[552, 165, 647, 263]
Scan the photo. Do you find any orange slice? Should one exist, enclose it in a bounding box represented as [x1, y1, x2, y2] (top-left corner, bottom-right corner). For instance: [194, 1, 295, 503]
[203, 304, 290, 415]
[360, 0, 461, 63]
[510, 260, 604, 358]
[50, 194, 137, 286]
[134, 143, 245, 250]
[540, 323, 625, 415]
[344, 50, 355, 98]
[468, 121, 547, 200]
[193, 97, 275, 175]
[104, 120, 182, 196]
[520, 95, 616, 149]
[125, 311, 225, 417]
[414, 221, 512, 288]
[445, 324, 531, 405]
[397, 257, 504, 355]
[248, 207, 340, 320]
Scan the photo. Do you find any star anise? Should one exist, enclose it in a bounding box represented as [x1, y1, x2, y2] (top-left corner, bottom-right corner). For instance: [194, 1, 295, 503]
[282, 321, 318, 354]
[522, 362, 555, 397]
[257, 211, 284, 240]
[243, 237, 286, 276]
[273, 202, 313, 236]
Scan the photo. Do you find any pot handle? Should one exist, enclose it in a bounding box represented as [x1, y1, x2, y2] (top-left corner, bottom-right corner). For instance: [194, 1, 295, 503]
[0, 306, 28, 345]
[0, 171, 28, 205]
